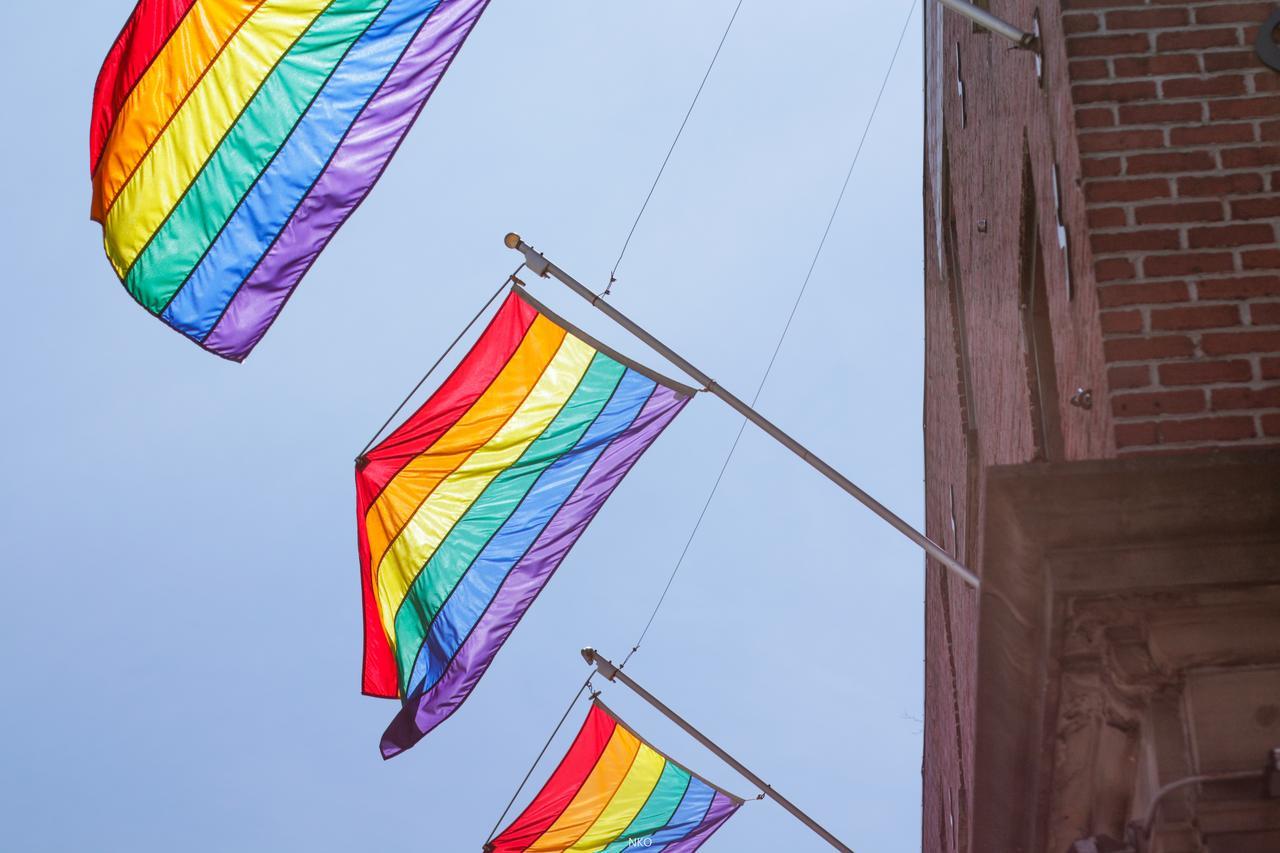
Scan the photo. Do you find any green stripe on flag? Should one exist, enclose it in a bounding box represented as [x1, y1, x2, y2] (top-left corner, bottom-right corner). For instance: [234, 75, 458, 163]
[602, 763, 693, 853]
[126, 0, 389, 312]
[392, 353, 627, 691]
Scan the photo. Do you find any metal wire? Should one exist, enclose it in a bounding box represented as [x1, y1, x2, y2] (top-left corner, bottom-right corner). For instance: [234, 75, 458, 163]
[484, 675, 594, 845]
[607, 0, 746, 295]
[480, 6, 922, 843]
[357, 266, 523, 458]
[621, 0, 920, 669]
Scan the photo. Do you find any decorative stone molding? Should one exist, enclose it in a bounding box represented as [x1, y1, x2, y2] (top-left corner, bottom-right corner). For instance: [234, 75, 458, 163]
[968, 450, 1280, 852]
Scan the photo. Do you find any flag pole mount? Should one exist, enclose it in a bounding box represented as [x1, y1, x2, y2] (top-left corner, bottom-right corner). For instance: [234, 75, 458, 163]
[937, 0, 1039, 51]
[503, 233, 980, 590]
[582, 647, 855, 852]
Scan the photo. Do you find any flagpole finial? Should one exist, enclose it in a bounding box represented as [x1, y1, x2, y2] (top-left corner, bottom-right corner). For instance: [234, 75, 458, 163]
[582, 648, 621, 682]
[504, 233, 551, 277]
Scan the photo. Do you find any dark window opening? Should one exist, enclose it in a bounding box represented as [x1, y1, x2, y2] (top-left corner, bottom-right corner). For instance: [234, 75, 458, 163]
[941, 134, 982, 563]
[1033, 10, 1044, 85]
[1019, 148, 1065, 462]
[1051, 162, 1075, 301]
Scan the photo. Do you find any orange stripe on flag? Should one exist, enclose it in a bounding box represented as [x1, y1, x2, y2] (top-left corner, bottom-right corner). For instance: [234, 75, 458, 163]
[364, 314, 566, 592]
[91, 0, 262, 222]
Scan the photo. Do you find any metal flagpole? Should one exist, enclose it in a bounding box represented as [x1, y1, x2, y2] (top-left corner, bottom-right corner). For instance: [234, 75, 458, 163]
[504, 233, 980, 589]
[936, 0, 1038, 50]
[581, 648, 855, 852]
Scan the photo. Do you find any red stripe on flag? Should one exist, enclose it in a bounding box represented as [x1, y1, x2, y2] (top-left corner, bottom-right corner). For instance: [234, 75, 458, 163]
[356, 291, 537, 697]
[90, 0, 198, 174]
[490, 705, 618, 853]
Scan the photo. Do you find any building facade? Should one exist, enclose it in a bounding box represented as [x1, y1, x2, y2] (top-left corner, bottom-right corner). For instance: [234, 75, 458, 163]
[922, 1, 1280, 851]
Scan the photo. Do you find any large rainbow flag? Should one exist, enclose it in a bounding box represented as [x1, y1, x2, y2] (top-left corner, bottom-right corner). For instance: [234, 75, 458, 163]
[489, 700, 743, 853]
[90, 0, 491, 361]
[358, 288, 694, 757]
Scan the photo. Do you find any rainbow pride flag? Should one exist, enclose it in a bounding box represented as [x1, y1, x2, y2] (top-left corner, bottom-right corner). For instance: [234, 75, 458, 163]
[489, 700, 743, 853]
[90, 0, 491, 361]
[358, 289, 694, 757]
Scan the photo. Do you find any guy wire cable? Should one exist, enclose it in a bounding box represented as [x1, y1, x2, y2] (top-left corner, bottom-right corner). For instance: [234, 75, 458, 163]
[357, 264, 524, 459]
[483, 673, 596, 845]
[606, 0, 746, 295]
[479, 0, 920, 836]
[620, 0, 921, 669]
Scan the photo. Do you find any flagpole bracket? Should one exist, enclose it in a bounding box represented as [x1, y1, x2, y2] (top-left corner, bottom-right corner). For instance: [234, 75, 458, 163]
[578, 648, 857, 852]
[506, 233, 550, 278]
[504, 231, 982, 590]
[581, 647, 620, 682]
[938, 0, 1039, 51]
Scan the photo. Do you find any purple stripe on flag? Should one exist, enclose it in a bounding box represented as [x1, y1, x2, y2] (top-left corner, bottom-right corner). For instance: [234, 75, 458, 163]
[659, 793, 741, 853]
[203, 0, 491, 360]
[380, 385, 690, 758]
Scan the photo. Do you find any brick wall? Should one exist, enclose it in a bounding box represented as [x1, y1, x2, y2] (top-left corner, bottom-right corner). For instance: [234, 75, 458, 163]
[925, 1, 1280, 850]
[1064, 0, 1280, 452]
[923, 0, 1112, 848]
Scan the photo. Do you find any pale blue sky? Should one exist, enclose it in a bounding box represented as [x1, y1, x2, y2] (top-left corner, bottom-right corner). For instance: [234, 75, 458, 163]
[0, 2, 925, 850]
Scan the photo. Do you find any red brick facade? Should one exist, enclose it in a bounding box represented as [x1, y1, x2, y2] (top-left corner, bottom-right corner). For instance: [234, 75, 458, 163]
[923, 1, 1280, 850]
[1066, 1, 1280, 451]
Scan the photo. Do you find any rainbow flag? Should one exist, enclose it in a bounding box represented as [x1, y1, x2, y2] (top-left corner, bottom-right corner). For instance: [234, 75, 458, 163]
[489, 700, 743, 853]
[358, 289, 694, 757]
[90, 0, 491, 361]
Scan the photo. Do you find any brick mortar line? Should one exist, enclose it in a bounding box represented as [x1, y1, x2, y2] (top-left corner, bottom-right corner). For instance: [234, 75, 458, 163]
[1069, 32, 1266, 44]
[1080, 146, 1276, 160]
[1086, 212, 1280, 225]
[1100, 303, 1280, 314]
[1113, 377, 1276, 391]
[1087, 235, 1279, 250]
[1074, 66, 1277, 78]
[1073, 47, 1274, 57]
[1072, 74, 1279, 89]
[1115, 412, 1276, 422]
[1089, 195, 1270, 207]
[1088, 220, 1280, 236]
[1072, 95, 1280, 109]
[1117, 436, 1279, 454]
[1115, 411, 1280, 422]
[1076, 122, 1276, 135]
[1096, 269, 1280, 281]
[1109, 386, 1262, 395]
[1089, 242, 1280, 259]
[1103, 336, 1280, 345]
[1066, 6, 1276, 15]
[1085, 206, 1274, 217]
[1083, 166, 1280, 180]
[1100, 321, 1280, 337]
[1090, 244, 1280, 258]
[1099, 268, 1280, 275]
[1080, 118, 1267, 130]
[1067, 24, 1256, 38]
[1078, 125, 1271, 142]
[1067, 1, 1280, 9]
[1067, 44, 1257, 63]
[1104, 350, 1279, 365]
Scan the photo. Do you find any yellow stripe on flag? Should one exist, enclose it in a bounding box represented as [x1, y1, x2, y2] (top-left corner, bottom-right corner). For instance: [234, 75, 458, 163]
[364, 316, 565, 590]
[374, 334, 596, 647]
[531, 726, 642, 852]
[103, 0, 328, 277]
[92, 1, 261, 221]
[573, 743, 666, 852]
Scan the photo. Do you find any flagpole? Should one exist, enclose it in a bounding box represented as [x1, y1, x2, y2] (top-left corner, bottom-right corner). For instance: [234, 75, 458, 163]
[581, 648, 855, 853]
[504, 233, 980, 589]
